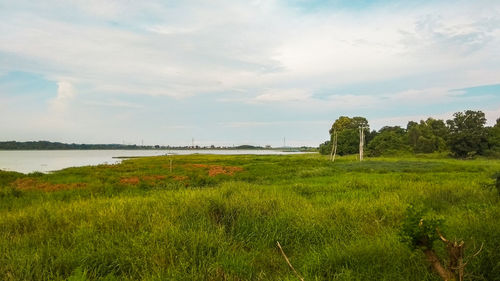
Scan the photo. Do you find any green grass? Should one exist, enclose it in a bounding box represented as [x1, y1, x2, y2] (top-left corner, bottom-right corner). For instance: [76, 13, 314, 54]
[1, 154, 499, 280]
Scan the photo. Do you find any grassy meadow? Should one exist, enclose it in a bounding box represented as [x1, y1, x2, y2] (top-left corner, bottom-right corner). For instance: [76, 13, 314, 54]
[1, 153, 500, 281]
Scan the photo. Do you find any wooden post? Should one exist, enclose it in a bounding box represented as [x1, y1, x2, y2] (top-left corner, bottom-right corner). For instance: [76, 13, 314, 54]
[333, 131, 338, 162]
[329, 130, 338, 162]
[359, 126, 365, 161]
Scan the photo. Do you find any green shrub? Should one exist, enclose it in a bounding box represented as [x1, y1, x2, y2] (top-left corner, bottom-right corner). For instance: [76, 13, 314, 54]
[400, 205, 444, 249]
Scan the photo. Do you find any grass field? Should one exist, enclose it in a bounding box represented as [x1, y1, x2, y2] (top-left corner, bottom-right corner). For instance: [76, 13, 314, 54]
[1, 153, 499, 281]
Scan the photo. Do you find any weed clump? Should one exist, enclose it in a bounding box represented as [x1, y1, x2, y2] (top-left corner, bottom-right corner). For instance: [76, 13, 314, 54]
[400, 204, 443, 249]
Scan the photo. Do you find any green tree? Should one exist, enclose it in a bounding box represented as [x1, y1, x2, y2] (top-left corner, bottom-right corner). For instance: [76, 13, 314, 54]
[407, 121, 420, 148]
[328, 116, 369, 155]
[446, 110, 488, 158]
[485, 118, 500, 156]
[329, 116, 352, 133]
[407, 118, 448, 153]
[367, 126, 410, 156]
[318, 140, 331, 155]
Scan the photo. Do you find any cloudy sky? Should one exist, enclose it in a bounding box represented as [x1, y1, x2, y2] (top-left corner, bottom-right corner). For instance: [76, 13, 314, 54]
[1, 0, 499, 147]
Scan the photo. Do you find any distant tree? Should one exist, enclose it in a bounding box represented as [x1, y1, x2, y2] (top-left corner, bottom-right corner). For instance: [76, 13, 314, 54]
[319, 111, 499, 158]
[424, 118, 448, 153]
[328, 116, 352, 160]
[350, 117, 369, 129]
[378, 126, 406, 135]
[367, 126, 410, 156]
[407, 118, 448, 153]
[328, 116, 369, 156]
[485, 118, 500, 156]
[337, 128, 361, 155]
[318, 140, 331, 155]
[0, 141, 158, 150]
[446, 110, 488, 158]
[427, 118, 449, 139]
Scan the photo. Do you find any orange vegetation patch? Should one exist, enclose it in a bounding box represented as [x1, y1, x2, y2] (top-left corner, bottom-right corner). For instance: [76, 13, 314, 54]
[172, 175, 189, 181]
[208, 166, 243, 177]
[143, 175, 166, 181]
[119, 175, 167, 185]
[13, 178, 86, 192]
[119, 177, 140, 185]
[186, 164, 244, 177]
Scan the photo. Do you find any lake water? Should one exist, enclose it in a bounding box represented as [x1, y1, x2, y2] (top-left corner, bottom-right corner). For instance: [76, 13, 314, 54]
[0, 150, 302, 174]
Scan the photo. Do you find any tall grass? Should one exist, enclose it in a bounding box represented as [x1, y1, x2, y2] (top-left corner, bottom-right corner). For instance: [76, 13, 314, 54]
[1, 154, 499, 280]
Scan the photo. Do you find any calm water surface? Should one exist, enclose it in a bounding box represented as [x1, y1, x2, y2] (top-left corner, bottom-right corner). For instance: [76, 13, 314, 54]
[0, 150, 301, 174]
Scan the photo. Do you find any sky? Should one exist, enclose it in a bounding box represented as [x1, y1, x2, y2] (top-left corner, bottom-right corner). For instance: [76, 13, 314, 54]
[0, 0, 499, 147]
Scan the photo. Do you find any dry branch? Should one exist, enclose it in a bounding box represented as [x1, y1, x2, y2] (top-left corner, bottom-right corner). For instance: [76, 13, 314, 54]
[276, 241, 305, 281]
[423, 249, 456, 281]
[435, 228, 486, 281]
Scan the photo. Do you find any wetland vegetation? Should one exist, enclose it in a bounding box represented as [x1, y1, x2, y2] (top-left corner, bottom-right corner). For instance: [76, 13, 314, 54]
[1, 153, 499, 280]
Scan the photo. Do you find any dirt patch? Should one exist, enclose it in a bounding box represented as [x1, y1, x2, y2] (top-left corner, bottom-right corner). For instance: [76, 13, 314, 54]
[185, 164, 244, 177]
[119, 177, 140, 185]
[172, 175, 189, 181]
[190, 164, 209, 168]
[119, 175, 167, 185]
[208, 166, 243, 177]
[13, 178, 86, 192]
[142, 175, 166, 181]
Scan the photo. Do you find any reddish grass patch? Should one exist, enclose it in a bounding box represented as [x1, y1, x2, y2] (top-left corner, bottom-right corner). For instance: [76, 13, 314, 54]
[144, 175, 166, 181]
[13, 178, 86, 192]
[185, 164, 244, 177]
[119, 177, 140, 185]
[119, 175, 167, 185]
[172, 175, 189, 181]
[208, 166, 243, 177]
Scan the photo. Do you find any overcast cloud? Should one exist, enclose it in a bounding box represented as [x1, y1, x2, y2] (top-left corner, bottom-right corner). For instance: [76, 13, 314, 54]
[0, 0, 499, 146]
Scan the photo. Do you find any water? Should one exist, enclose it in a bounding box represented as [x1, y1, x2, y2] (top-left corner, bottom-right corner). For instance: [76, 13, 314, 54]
[0, 150, 301, 174]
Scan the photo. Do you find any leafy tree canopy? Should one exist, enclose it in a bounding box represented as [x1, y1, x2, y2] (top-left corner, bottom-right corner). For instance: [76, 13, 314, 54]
[321, 110, 499, 158]
[328, 116, 370, 155]
[446, 110, 488, 158]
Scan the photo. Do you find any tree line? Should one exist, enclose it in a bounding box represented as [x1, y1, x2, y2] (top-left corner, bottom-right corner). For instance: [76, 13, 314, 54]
[0, 141, 160, 150]
[319, 110, 500, 158]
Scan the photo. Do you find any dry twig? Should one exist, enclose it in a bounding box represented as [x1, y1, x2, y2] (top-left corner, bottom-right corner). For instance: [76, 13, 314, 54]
[276, 241, 305, 281]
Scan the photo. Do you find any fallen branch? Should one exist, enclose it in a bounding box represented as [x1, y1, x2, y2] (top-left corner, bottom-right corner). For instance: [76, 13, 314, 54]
[423, 249, 456, 281]
[276, 241, 305, 281]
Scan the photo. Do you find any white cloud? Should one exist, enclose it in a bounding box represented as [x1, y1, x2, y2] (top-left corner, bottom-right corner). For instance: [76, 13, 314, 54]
[1, 0, 498, 102]
[220, 120, 329, 128]
[485, 107, 500, 126]
[383, 88, 466, 104]
[242, 87, 469, 112]
[83, 99, 144, 109]
[50, 81, 76, 111]
[254, 88, 311, 102]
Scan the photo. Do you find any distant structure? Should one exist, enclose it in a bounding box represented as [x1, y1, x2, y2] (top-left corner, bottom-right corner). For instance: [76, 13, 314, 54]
[359, 126, 365, 161]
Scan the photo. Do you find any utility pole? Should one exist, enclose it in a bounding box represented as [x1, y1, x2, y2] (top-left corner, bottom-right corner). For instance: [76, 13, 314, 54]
[359, 126, 365, 161]
[330, 130, 338, 162]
